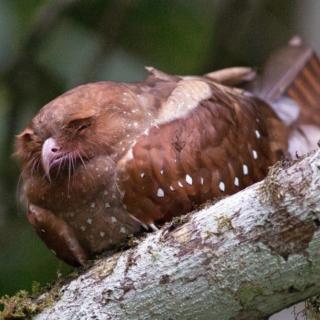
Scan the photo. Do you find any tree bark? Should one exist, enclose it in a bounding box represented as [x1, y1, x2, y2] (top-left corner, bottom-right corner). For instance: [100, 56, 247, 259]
[34, 150, 320, 320]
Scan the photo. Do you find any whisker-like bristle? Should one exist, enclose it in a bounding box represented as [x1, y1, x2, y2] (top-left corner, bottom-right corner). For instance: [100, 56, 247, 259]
[77, 151, 87, 170]
[79, 147, 90, 161]
[67, 154, 72, 194]
[57, 155, 64, 177]
[36, 160, 41, 175]
[70, 152, 76, 184]
[29, 157, 38, 176]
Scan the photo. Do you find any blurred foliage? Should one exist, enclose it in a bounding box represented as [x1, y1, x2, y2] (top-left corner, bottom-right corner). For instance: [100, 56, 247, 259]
[0, 0, 316, 297]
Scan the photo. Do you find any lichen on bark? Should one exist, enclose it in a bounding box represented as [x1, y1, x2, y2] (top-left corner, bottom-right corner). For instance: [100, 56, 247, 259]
[6, 149, 320, 320]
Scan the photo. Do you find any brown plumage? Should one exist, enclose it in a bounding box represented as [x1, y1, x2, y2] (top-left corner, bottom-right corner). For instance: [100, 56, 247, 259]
[15, 39, 320, 266]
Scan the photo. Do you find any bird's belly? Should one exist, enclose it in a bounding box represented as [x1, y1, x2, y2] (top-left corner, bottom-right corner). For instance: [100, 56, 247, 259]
[63, 203, 140, 253]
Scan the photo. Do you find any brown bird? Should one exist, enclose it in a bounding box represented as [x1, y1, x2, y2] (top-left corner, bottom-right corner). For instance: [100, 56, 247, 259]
[15, 38, 320, 266]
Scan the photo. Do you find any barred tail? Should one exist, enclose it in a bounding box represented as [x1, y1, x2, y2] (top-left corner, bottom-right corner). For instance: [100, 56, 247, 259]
[286, 51, 320, 125]
[249, 37, 320, 157]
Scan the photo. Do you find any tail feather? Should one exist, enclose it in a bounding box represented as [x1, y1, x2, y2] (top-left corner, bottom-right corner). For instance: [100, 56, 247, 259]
[247, 37, 320, 157]
[286, 52, 320, 125]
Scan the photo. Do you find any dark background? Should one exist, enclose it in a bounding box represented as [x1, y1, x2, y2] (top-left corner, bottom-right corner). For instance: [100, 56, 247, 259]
[0, 0, 319, 296]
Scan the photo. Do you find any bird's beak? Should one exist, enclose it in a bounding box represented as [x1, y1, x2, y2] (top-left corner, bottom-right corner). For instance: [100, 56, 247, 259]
[41, 137, 60, 179]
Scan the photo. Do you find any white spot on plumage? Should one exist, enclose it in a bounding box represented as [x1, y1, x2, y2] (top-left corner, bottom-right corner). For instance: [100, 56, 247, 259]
[105, 202, 111, 208]
[157, 188, 165, 197]
[111, 216, 117, 223]
[218, 181, 226, 192]
[120, 227, 126, 234]
[234, 177, 240, 187]
[80, 225, 86, 231]
[185, 174, 193, 185]
[242, 164, 249, 175]
[160, 169, 164, 175]
[90, 202, 95, 208]
[169, 185, 175, 191]
[100, 231, 105, 238]
[178, 181, 183, 188]
[252, 150, 258, 159]
[255, 130, 261, 139]
[119, 147, 134, 169]
[200, 177, 204, 185]
[87, 218, 92, 225]
[140, 172, 145, 178]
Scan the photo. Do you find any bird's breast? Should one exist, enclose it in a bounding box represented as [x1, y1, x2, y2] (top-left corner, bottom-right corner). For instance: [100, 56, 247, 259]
[23, 155, 141, 254]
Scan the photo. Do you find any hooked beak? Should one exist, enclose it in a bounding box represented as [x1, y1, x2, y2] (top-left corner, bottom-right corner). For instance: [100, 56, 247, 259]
[41, 137, 61, 178]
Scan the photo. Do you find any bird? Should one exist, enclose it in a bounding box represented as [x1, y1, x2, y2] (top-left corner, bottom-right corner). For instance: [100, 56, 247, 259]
[15, 38, 320, 266]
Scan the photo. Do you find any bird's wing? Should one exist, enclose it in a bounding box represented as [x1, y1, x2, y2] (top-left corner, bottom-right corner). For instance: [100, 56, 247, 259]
[117, 79, 287, 225]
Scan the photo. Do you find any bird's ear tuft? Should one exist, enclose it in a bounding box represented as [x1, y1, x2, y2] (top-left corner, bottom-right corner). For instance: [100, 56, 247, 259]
[16, 128, 34, 142]
[14, 127, 39, 161]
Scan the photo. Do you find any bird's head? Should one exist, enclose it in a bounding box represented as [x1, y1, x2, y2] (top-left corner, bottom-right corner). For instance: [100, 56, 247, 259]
[15, 82, 149, 181]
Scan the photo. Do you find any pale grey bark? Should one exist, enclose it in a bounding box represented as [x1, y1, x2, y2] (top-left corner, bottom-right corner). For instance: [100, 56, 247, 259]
[35, 150, 320, 320]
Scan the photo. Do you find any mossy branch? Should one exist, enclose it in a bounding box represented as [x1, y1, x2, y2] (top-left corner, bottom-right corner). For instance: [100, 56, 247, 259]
[4, 150, 320, 320]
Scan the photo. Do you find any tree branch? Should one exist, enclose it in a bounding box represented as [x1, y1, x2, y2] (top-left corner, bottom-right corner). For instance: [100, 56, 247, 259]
[34, 150, 320, 320]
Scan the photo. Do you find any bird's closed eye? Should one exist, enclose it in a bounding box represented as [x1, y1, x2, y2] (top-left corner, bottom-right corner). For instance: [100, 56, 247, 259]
[78, 122, 91, 132]
[66, 117, 93, 133]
